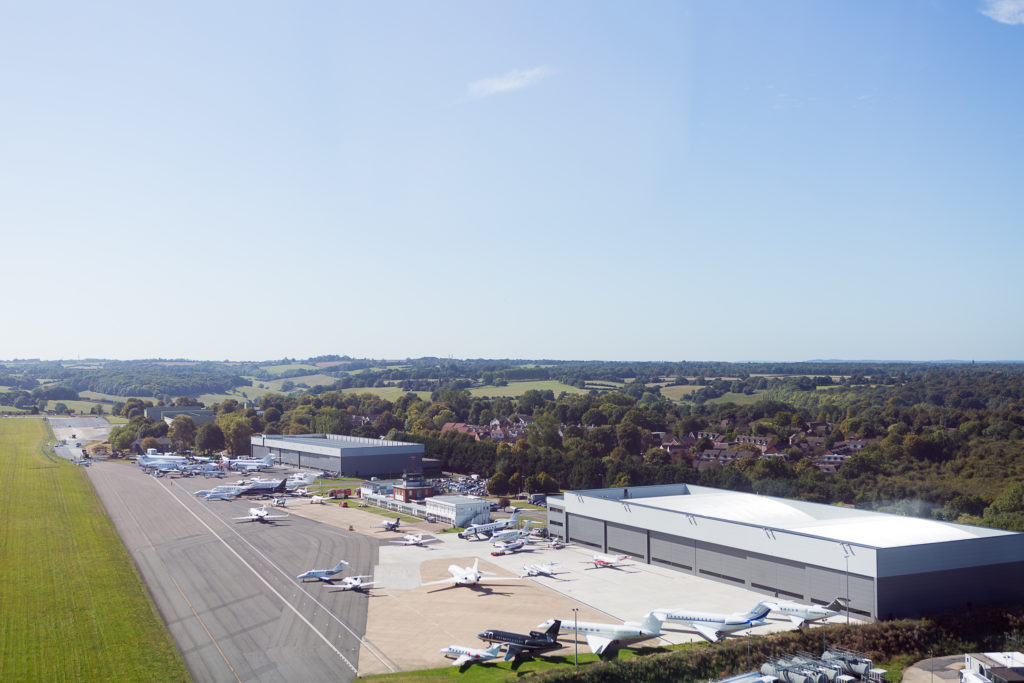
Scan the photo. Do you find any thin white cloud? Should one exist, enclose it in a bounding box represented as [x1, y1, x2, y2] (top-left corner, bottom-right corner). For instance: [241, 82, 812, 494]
[980, 0, 1024, 25]
[466, 67, 552, 100]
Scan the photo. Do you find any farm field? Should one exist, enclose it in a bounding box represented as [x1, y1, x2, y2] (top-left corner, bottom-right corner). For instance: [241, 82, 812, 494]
[258, 363, 320, 375]
[338, 386, 432, 401]
[263, 373, 339, 390]
[704, 390, 768, 405]
[659, 384, 703, 401]
[468, 380, 587, 398]
[0, 418, 188, 681]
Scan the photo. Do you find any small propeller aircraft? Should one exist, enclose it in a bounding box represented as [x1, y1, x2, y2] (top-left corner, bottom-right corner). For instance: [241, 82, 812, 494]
[440, 643, 504, 667]
[309, 495, 327, 504]
[583, 553, 632, 569]
[521, 561, 563, 579]
[421, 558, 520, 589]
[377, 518, 408, 532]
[296, 560, 349, 582]
[232, 505, 289, 524]
[330, 575, 379, 592]
[390, 533, 439, 547]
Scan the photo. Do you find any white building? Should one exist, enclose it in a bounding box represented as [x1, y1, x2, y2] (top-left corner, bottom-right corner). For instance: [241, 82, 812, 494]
[426, 495, 490, 528]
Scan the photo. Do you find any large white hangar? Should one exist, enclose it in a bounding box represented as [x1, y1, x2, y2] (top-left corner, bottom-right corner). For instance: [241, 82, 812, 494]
[547, 484, 1024, 620]
[250, 433, 425, 478]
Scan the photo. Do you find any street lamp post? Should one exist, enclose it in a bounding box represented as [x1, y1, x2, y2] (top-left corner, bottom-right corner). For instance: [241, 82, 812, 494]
[930, 650, 934, 683]
[842, 548, 852, 625]
[572, 608, 579, 666]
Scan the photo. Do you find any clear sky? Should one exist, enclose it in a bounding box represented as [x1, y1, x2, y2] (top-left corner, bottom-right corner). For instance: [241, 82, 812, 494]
[2, 1, 1022, 362]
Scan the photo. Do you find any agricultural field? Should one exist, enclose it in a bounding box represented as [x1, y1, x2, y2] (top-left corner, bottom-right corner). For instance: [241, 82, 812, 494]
[0, 418, 188, 681]
[338, 386, 432, 401]
[659, 384, 704, 402]
[262, 373, 339, 390]
[258, 363, 320, 375]
[704, 390, 768, 405]
[468, 380, 587, 398]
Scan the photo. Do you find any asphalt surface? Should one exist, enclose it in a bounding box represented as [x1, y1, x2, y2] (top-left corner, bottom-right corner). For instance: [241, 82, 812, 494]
[81, 455, 387, 682]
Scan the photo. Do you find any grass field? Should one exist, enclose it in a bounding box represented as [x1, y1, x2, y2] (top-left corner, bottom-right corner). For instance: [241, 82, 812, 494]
[704, 390, 768, 405]
[0, 418, 189, 681]
[337, 386, 433, 401]
[659, 384, 704, 401]
[258, 363, 322, 375]
[468, 380, 588, 399]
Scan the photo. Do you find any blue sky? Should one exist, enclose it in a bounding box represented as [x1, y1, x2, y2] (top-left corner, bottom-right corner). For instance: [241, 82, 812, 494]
[2, 1, 1022, 362]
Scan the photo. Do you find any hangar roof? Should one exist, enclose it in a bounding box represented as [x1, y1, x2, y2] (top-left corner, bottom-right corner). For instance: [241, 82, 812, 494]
[631, 489, 1006, 548]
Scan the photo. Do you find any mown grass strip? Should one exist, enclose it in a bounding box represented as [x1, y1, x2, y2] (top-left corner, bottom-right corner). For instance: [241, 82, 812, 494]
[0, 418, 190, 681]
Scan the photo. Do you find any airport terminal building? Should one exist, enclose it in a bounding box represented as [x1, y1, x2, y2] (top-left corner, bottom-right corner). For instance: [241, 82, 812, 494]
[547, 484, 1024, 620]
[250, 433, 425, 478]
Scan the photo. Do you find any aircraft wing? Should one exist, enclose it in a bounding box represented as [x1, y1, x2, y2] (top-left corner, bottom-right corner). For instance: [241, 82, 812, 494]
[232, 516, 255, 522]
[422, 577, 457, 587]
[503, 644, 526, 661]
[585, 634, 616, 655]
[451, 653, 472, 666]
[692, 624, 724, 642]
[787, 615, 808, 627]
[264, 514, 289, 521]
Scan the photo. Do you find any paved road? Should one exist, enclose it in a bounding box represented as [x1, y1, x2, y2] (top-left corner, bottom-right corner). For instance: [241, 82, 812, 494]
[87, 461, 389, 682]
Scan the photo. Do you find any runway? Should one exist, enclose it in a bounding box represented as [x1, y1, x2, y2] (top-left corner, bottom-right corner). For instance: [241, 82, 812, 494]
[87, 461, 393, 682]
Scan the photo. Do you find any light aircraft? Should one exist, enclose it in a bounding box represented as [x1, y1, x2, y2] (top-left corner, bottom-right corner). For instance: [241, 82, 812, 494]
[390, 534, 439, 547]
[458, 508, 520, 540]
[477, 620, 561, 661]
[330, 575, 378, 592]
[763, 597, 845, 627]
[489, 520, 534, 545]
[309, 495, 327, 504]
[296, 559, 349, 582]
[491, 539, 526, 553]
[137, 450, 189, 468]
[194, 485, 244, 500]
[583, 553, 632, 569]
[422, 558, 520, 589]
[232, 505, 289, 524]
[440, 643, 504, 667]
[650, 602, 772, 642]
[291, 487, 310, 497]
[285, 471, 320, 489]
[521, 561, 563, 579]
[377, 518, 407, 532]
[536, 613, 663, 658]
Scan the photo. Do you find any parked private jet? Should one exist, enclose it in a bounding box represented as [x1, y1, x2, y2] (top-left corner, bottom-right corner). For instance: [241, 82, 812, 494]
[763, 597, 845, 627]
[222, 454, 275, 472]
[310, 495, 327, 504]
[296, 560, 349, 582]
[491, 539, 526, 553]
[377, 518, 408, 532]
[458, 509, 520, 540]
[232, 505, 289, 524]
[477, 620, 561, 661]
[421, 559, 519, 588]
[440, 644, 504, 667]
[521, 561, 563, 579]
[488, 520, 534, 545]
[330, 575, 378, 592]
[650, 602, 772, 642]
[537, 612, 663, 658]
[390, 534, 439, 547]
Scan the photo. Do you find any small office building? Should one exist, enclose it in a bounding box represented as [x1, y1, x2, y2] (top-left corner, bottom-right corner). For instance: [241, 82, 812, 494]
[251, 433, 424, 478]
[426, 495, 491, 528]
[548, 484, 1024, 620]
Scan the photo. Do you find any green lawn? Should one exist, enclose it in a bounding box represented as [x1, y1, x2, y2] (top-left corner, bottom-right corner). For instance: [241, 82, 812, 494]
[0, 418, 188, 681]
[468, 380, 588, 399]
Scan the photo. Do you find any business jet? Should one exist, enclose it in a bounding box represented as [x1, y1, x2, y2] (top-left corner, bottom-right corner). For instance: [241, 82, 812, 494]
[296, 560, 349, 582]
[232, 505, 289, 524]
[536, 612, 663, 658]
[491, 539, 526, 553]
[421, 558, 520, 588]
[330, 575, 379, 592]
[477, 620, 561, 660]
[650, 601, 772, 642]
[222, 454, 275, 472]
[440, 643, 504, 667]
[377, 518, 408, 532]
[583, 553, 632, 569]
[390, 534, 439, 547]
[521, 561, 564, 579]
[488, 520, 534, 545]
[763, 597, 845, 627]
[458, 509, 520, 539]
[137, 450, 189, 468]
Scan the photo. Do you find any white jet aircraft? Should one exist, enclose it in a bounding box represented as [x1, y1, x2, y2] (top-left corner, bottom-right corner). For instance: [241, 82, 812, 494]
[488, 520, 534, 545]
[651, 601, 772, 642]
[232, 505, 289, 524]
[390, 534, 439, 547]
[440, 643, 504, 667]
[296, 560, 349, 582]
[309, 495, 327, 504]
[422, 558, 520, 588]
[763, 597, 845, 627]
[521, 561, 563, 579]
[491, 539, 526, 553]
[330, 575, 379, 592]
[458, 509, 520, 540]
[536, 612, 663, 657]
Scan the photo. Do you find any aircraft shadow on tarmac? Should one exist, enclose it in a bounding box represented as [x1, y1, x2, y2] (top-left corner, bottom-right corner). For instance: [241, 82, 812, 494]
[426, 584, 515, 597]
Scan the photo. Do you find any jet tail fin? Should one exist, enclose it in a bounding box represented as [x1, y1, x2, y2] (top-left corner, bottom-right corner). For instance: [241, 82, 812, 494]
[333, 560, 349, 573]
[743, 601, 773, 621]
[545, 619, 561, 637]
[826, 597, 849, 611]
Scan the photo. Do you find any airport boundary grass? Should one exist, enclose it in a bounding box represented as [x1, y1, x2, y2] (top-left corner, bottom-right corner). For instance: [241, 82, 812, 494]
[0, 418, 189, 682]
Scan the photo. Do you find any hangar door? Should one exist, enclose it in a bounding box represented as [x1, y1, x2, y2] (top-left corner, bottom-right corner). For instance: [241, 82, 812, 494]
[695, 540, 748, 586]
[606, 522, 647, 560]
[650, 531, 696, 572]
[749, 554, 809, 601]
[567, 514, 604, 550]
[806, 566, 875, 618]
